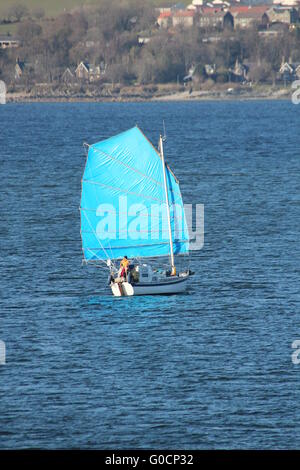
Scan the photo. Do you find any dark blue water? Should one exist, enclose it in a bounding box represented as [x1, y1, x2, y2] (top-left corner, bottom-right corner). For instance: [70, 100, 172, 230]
[1, 100, 300, 449]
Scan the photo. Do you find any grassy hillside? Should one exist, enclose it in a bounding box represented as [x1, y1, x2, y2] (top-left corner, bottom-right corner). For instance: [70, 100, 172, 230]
[0, 22, 17, 35]
[0, 0, 189, 19]
[0, 0, 191, 35]
[0, 0, 95, 18]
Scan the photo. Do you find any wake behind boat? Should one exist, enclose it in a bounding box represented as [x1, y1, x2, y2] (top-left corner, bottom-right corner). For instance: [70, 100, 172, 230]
[80, 126, 191, 296]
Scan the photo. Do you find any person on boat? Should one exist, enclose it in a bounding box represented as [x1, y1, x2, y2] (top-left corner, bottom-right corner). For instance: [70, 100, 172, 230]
[119, 256, 130, 280]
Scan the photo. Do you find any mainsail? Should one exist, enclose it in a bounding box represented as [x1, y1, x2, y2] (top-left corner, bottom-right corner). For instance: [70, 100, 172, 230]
[80, 126, 189, 261]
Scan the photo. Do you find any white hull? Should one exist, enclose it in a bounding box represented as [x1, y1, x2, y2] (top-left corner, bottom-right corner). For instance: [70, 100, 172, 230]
[111, 275, 188, 297]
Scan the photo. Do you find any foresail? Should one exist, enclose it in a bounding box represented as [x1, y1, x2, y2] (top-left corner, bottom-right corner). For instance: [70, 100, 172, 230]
[80, 126, 189, 261]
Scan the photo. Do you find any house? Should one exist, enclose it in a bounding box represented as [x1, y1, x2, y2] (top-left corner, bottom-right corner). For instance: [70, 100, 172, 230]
[266, 6, 299, 25]
[61, 67, 75, 84]
[75, 62, 106, 82]
[211, 0, 231, 5]
[88, 65, 100, 82]
[138, 35, 151, 45]
[230, 5, 270, 29]
[191, 0, 204, 7]
[295, 64, 300, 78]
[172, 10, 197, 27]
[273, 0, 300, 6]
[279, 61, 300, 81]
[204, 63, 217, 77]
[75, 62, 90, 80]
[158, 9, 198, 28]
[187, 4, 197, 12]
[198, 8, 234, 30]
[183, 64, 197, 83]
[279, 61, 294, 74]
[157, 11, 172, 28]
[15, 58, 25, 80]
[230, 58, 249, 81]
[0, 35, 20, 49]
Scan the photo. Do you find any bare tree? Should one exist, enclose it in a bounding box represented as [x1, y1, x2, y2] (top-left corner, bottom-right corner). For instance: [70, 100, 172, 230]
[32, 7, 45, 20]
[7, 3, 29, 22]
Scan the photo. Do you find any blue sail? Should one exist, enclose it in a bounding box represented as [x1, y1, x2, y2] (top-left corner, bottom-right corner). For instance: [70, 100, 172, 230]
[80, 126, 189, 261]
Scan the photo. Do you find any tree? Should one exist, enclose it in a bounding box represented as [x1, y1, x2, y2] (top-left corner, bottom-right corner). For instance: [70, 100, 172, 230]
[32, 7, 45, 20]
[7, 3, 29, 22]
[17, 20, 42, 44]
[248, 62, 272, 84]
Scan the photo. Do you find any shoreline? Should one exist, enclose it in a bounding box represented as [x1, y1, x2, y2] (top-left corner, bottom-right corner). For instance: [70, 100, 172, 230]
[5, 87, 292, 103]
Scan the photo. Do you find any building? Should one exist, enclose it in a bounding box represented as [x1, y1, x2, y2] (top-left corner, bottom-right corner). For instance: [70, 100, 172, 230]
[230, 5, 270, 28]
[61, 67, 75, 84]
[279, 61, 300, 81]
[204, 63, 217, 77]
[0, 35, 20, 49]
[138, 36, 151, 45]
[157, 11, 172, 28]
[198, 8, 234, 29]
[157, 3, 275, 30]
[230, 58, 249, 81]
[75, 62, 90, 80]
[172, 10, 197, 27]
[75, 62, 106, 82]
[158, 9, 198, 28]
[88, 65, 102, 82]
[15, 58, 25, 80]
[273, 0, 300, 5]
[266, 6, 299, 25]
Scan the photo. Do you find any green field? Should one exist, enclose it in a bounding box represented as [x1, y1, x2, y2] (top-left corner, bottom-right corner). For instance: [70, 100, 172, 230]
[0, 0, 189, 18]
[0, 0, 190, 36]
[0, 0, 96, 18]
[0, 22, 17, 35]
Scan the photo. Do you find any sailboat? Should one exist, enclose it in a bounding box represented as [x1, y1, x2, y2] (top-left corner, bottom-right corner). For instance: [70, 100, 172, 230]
[80, 126, 190, 296]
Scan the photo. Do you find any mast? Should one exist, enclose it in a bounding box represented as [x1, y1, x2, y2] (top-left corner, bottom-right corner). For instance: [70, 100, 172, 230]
[159, 134, 175, 274]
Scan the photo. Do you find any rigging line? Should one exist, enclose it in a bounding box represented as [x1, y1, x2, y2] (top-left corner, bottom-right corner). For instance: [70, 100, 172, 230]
[83, 157, 113, 262]
[135, 126, 179, 184]
[82, 179, 185, 207]
[80, 143, 91, 263]
[81, 216, 111, 261]
[83, 179, 164, 203]
[89, 145, 165, 189]
[86, 248, 109, 264]
[91, 129, 180, 188]
[80, 168, 112, 258]
[88, 141, 182, 197]
[86, 151, 115, 263]
[81, 152, 114, 266]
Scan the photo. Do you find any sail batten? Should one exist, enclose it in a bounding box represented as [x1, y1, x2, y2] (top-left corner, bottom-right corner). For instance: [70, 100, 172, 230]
[80, 127, 189, 261]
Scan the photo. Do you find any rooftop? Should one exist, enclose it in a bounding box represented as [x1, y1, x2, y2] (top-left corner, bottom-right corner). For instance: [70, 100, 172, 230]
[158, 11, 172, 18]
[172, 10, 196, 16]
